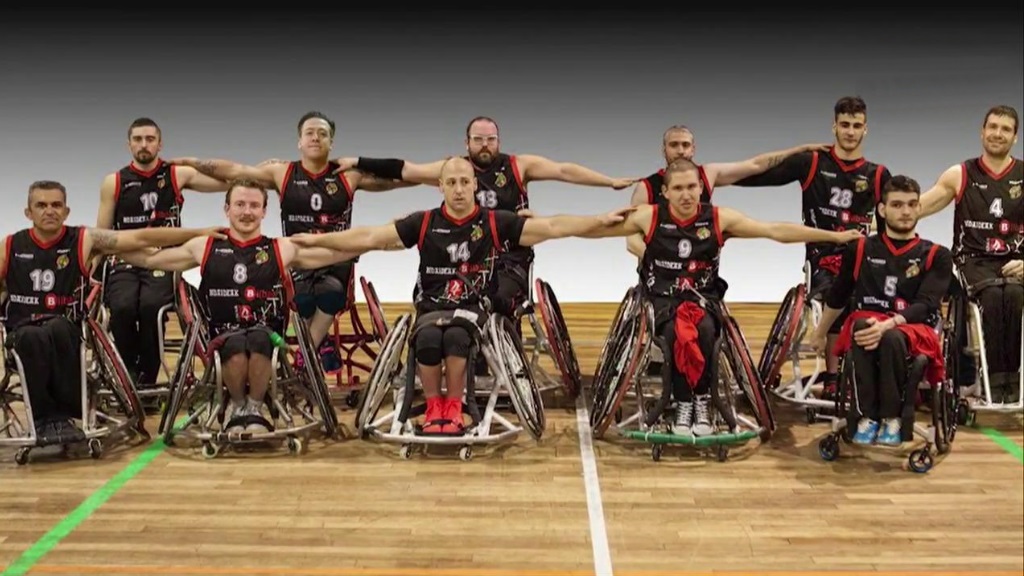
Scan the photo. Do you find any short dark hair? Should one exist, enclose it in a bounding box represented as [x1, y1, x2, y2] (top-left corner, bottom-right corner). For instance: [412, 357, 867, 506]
[297, 111, 335, 138]
[983, 105, 1019, 134]
[881, 174, 921, 203]
[225, 178, 268, 208]
[27, 180, 67, 206]
[663, 158, 701, 185]
[465, 116, 499, 137]
[662, 124, 694, 145]
[128, 117, 161, 138]
[834, 96, 867, 120]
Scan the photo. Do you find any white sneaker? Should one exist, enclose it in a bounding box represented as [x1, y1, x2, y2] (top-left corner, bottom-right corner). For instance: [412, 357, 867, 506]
[244, 397, 269, 434]
[226, 399, 247, 434]
[672, 401, 693, 435]
[691, 394, 714, 436]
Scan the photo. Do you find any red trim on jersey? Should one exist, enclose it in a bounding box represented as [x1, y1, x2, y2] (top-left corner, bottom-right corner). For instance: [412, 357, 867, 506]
[271, 238, 294, 301]
[129, 160, 163, 178]
[978, 157, 1016, 180]
[169, 164, 184, 205]
[668, 206, 700, 229]
[417, 211, 430, 249]
[200, 236, 215, 273]
[113, 171, 122, 204]
[644, 205, 658, 244]
[712, 207, 724, 246]
[29, 226, 66, 250]
[873, 165, 885, 204]
[0, 234, 12, 280]
[852, 237, 866, 281]
[698, 165, 714, 198]
[441, 204, 479, 226]
[300, 162, 331, 180]
[801, 152, 819, 191]
[926, 244, 939, 270]
[830, 147, 866, 172]
[487, 211, 501, 250]
[509, 154, 527, 201]
[338, 170, 355, 201]
[278, 162, 295, 200]
[227, 234, 263, 248]
[882, 233, 920, 256]
[76, 227, 89, 276]
[644, 178, 654, 204]
[954, 162, 969, 204]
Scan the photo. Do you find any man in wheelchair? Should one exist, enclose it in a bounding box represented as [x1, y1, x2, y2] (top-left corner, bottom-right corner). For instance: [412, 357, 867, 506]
[289, 157, 634, 435]
[585, 159, 862, 434]
[0, 180, 219, 445]
[811, 175, 953, 446]
[918, 105, 1022, 404]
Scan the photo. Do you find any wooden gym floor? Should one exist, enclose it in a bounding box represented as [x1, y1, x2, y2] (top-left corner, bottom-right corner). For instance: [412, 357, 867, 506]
[0, 301, 1021, 576]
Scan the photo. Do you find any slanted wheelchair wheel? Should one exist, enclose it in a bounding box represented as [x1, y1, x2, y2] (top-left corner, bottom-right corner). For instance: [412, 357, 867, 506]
[594, 287, 643, 383]
[490, 314, 546, 440]
[360, 276, 389, 341]
[757, 284, 806, 390]
[722, 311, 775, 439]
[590, 299, 651, 438]
[293, 314, 339, 438]
[86, 317, 148, 439]
[355, 314, 410, 436]
[534, 278, 582, 398]
[159, 319, 203, 443]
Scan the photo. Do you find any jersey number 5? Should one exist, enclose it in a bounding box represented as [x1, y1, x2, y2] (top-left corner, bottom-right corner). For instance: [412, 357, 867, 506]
[446, 241, 471, 263]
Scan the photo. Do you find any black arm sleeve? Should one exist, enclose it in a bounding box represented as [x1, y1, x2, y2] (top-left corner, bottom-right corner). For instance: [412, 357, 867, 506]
[394, 211, 426, 249]
[491, 210, 527, 248]
[732, 152, 814, 187]
[355, 157, 406, 181]
[825, 241, 860, 309]
[901, 246, 953, 324]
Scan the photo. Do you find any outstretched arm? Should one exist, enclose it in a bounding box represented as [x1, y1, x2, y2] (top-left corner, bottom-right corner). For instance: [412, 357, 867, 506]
[517, 206, 644, 246]
[172, 165, 231, 193]
[333, 156, 447, 187]
[170, 157, 285, 191]
[84, 226, 223, 261]
[287, 222, 406, 262]
[626, 233, 646, 259]
[810, 241, 859, 351]
[342, 169, 419, 192]
[516, 154, 636, 190]
[918, 164, 963, 219]
[630, 180, 651, 206]
[718, 206, 863, 244]
[706, 143, 828, 187]
[117, 236, 206, 272]
[730, 150, 815, 188]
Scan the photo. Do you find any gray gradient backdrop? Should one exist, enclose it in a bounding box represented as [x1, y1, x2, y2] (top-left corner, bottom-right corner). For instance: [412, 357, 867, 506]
[2, 7, 1021, 302]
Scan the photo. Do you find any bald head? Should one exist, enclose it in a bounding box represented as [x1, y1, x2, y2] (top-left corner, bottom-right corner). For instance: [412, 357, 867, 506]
[440, 156, 474, 179]
[438, 156, 477, 215]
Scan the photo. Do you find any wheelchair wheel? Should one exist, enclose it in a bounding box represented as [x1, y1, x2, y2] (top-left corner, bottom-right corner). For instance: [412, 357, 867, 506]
[722, 310, 776, 439]
[86, 317, 148, 439]
[933, 313, 961, 453]
[159, 319, 203, 441]
[590, 298, 651, 438]
[757, 284, 806, 390]
[534, 278, 582, 398]
[360, 276, 389, 341]
[293, 314, 339, 438]
[489, 314, 546, 440]
[355, 313, 410, 436]
[594, 286, 643, 385]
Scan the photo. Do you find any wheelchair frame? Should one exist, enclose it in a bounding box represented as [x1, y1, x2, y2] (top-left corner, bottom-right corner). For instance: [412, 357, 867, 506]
[817, 315, 960, 473]
[588, 285, 776, 462]
[157, 274, 338, 459]
[0, 284, 148, 465]
[948, 264, 1023, 424]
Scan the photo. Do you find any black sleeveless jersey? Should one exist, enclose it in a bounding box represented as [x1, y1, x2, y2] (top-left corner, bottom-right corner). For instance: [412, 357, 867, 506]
[953, 156, 1024, 259]
[469, 153, 532, 268]
[801, 148, 888, 263]
[640, 203, 723, 299]
[2, 226, 89, 329]
[640, 165, 714, 207]
[113, 161, 183, 230]
[279, 161, 354, 236]
[198, 235, 290, 334]
[850, 234, 943, 328]
[411, 205, 500, 312]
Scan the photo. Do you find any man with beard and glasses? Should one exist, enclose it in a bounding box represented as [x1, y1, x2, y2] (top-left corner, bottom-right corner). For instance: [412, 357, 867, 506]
[170, 111, 414, 375]
[94, 117, 231, 392]
[811, 175, 952, 446]
[918, 105, 1023, 404]
[328, 115, 638, 325]
[730, 96, 894, 400]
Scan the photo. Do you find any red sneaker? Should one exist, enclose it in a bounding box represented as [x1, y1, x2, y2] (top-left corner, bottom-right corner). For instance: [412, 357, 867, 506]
[442, 397, 465, 434]
[421, 397, 446, 435]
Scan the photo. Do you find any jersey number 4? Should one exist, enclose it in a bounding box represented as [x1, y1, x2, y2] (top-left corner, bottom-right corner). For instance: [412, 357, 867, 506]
[989, 198, 1004, 218]
[446, 241, 472, 263]
[29, 268, 56, 292]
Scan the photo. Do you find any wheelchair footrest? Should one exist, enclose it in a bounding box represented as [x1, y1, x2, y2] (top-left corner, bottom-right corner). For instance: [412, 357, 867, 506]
[622, 429, 759, 446]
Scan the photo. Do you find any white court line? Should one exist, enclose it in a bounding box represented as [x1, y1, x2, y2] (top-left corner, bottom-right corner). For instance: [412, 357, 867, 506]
[574, 392, 614, 576]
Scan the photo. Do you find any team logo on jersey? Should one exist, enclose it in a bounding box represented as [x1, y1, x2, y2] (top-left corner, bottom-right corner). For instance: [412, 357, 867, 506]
[855, 179, 868, 192]
[56, 254, 69, 270]
[1009, 184, 1022, 199]
[157, 177, 166, 189]
[471, 224, 483, 242]
[494, 172, 507, 188]
[255, 248, 269, 265]
[905, 262, 919, 278]
[326, 182, 338, 195]
[695, 227, 710, 240]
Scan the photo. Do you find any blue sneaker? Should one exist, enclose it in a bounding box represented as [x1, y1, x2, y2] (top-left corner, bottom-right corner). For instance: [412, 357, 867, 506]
[876, 417, 902, 446]
[319, 344, 341, 375]
[852, 418, 879, 445]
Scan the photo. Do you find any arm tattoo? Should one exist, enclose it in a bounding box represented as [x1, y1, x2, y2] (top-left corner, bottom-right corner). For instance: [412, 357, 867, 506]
[91, 229, 118, 253]
[194, 160, 220, 178]
[765, 154, 785, 169]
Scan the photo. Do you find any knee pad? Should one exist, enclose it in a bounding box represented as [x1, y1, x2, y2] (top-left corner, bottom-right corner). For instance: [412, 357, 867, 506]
[292, 294, 317, 319]
[414, 329, 443, 366]
[245, 329, 274, 359]
[442, 327, 472, 358]
[313, 288, 348, 316]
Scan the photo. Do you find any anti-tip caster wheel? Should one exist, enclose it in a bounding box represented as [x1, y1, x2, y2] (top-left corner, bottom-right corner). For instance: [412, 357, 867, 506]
[345, 391, 360, 408]
[818, 436, 840, 461]
[458, 445, 473, 461]
[201, 442, 220, 459]
[14, 447, 30, 466]
[651, 444, 663, 462]
[399, 444, 413, 460]
[287, 437, 303, 456]
[908, 449, 934, 473]
[88, 438, 103, 459]
[805, 408, 818, 424]
[716, 444, 729, 462]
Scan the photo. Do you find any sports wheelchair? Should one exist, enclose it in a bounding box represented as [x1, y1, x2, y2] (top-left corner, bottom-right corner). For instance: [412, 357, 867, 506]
[817, 314, 959, 473]
[156, 272, 339, 458]
[353, 273, 548, 461]
[0, 284, 148, 465]
[946, 265, 1023, 425]
[588, 283, 776, 462]
[759, 261, 840, 423]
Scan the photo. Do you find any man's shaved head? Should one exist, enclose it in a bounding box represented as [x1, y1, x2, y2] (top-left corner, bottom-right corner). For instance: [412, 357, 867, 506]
[440, 156, 474, 179]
